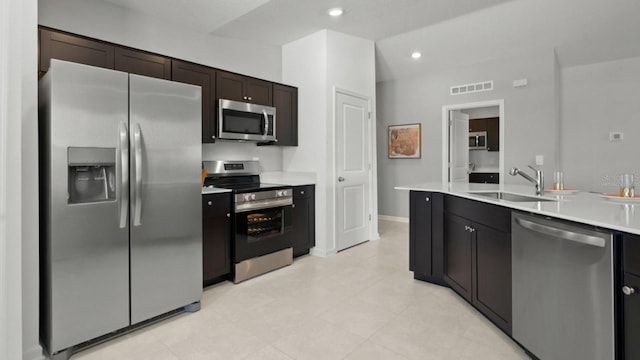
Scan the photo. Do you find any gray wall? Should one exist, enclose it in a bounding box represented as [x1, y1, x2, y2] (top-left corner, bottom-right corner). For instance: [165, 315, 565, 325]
[377, 49, 558, 218]
[561, 56, 640, 193]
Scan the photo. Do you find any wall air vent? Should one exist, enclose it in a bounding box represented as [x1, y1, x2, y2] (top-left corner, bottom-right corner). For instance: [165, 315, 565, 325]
[450, 81, 493, 96]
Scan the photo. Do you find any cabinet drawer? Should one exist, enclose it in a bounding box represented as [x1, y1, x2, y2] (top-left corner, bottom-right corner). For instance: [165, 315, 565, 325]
[293, 185, 314, 199]
[202, 194, 231, 218]
[624, 234, 640, 276]
[445, 195, 510, 233]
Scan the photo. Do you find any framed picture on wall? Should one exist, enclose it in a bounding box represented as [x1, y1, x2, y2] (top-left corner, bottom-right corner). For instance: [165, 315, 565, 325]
[388, 123, 421, 159]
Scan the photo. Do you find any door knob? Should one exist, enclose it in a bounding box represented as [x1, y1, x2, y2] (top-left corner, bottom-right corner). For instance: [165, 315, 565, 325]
[623, 286, 637, 296]
[338, 176, 345, 182]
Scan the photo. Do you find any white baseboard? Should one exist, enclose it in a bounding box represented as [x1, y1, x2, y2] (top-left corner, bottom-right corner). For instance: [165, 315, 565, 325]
[378, 215, 409, 223]
[23, 345, 45, 360]
[310, 247, 337, 258]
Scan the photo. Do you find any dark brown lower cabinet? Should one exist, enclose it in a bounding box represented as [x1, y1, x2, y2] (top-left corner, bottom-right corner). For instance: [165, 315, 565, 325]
[202, 193, 231, 286]
[623, 272, 640, 359]
[291, 185, 315, 257]
[624, 234, 640, 359]
[409, 191, 445, 284]
[443, 213, 473, 301]
[473, 221, 511, 332]
[443, 196, 512, 334]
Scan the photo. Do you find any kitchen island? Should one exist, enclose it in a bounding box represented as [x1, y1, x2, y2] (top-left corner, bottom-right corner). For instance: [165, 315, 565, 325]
[396, 181, 639, 360]
[396, 181, 640, 235]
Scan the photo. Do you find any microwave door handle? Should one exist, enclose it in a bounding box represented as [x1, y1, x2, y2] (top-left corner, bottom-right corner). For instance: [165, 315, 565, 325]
[262, 110, 269, 136]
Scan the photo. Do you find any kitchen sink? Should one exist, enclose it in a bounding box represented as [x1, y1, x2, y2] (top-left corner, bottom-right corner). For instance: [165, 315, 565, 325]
[468, 191, 557, 202]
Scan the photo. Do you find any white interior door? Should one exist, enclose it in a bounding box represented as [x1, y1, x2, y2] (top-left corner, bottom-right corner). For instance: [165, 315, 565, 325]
[449, 110, 469, 182]
[336, 91, 370, 251]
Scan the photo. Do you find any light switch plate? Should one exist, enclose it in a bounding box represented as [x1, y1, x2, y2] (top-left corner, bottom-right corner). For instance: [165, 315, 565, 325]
[535, 155, 544, 165]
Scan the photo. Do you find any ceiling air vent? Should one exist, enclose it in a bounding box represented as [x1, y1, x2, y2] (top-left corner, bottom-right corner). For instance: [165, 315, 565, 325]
[450, 81, 493, 96]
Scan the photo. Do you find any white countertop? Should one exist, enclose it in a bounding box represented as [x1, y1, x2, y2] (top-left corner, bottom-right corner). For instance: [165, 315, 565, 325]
[396, 182, 640, 236]
[260, 171, 317, 186]
[201, 186, 232, 195]
[469, 167, 499, 173]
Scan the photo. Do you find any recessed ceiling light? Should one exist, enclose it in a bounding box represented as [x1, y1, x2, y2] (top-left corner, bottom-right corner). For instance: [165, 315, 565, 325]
[328, 8, 343, 17]
[411, 51, 422, 59]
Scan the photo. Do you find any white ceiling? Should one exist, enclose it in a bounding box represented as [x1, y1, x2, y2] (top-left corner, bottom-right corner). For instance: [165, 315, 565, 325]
[103, 0, 513, 45]
[102, 0, 640, 82]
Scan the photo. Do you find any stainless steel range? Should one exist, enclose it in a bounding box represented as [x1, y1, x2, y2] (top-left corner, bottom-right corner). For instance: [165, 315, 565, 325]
[203, 160, 293, 283]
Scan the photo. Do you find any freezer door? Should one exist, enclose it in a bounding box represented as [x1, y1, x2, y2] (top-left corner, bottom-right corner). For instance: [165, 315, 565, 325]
[41, 60, 130, 353]
[129, 74, 203, 324]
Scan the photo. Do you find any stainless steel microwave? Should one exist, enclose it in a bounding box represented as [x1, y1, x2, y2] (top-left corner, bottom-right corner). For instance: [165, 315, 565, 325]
[469, 131, 487, 150]
[218, 99, 276, 142]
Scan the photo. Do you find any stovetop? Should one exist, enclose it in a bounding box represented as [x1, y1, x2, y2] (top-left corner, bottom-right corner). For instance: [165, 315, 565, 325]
[204, 182, 289, 193]
[202, 160, 292, 194]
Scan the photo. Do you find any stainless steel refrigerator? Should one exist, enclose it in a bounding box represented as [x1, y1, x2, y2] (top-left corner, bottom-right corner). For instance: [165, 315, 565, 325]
[39, 59, 202, 358]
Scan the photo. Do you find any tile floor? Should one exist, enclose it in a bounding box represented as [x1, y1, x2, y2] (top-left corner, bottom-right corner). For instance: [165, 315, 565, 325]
[72, 220, 530, 360]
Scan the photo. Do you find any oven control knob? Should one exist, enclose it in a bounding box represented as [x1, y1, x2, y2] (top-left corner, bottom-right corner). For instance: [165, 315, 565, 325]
[277, 190, 284, 197]
[250, 194, 256, 200]
[243, 194, 251, 202]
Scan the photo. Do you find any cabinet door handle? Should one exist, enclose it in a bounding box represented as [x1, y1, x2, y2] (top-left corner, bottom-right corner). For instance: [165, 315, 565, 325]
[425, 196, 430, 202]
[208, 201, 212, 206]
[623, 286, 637, 296]
[292, 204, 296, 208]
[248, 96, 252, 101]
[226, 213, 230, 218]
[301, 191, 305, 194]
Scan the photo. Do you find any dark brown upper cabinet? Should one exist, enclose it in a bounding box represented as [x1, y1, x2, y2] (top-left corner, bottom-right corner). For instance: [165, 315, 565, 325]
[272, 84, 298, 146]
[39, 28, 115, 75]
[171, 60, 217, 142]
[216, 70, 272, 106]
[114, 48, 171, 80]
[468, 118, 487, 132]
[39, 27, 298, 146]
[485, 117, 499, 151]
[469, 117, 499, 152]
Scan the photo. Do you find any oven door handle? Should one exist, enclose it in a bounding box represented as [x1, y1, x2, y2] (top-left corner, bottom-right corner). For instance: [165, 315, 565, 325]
[235, 198, 292, 213]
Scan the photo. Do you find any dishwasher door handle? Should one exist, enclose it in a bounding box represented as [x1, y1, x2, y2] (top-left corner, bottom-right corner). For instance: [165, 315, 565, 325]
[515, 217, 606, 248]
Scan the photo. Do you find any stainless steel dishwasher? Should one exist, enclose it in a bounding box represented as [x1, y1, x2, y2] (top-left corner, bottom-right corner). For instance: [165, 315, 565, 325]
[512, 213, 614, 360]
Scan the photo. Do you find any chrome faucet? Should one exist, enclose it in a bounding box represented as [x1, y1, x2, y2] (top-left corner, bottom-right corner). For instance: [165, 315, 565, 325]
[510, 165, 544, 196]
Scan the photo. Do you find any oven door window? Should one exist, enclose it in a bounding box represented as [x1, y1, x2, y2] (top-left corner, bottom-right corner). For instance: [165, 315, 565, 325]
[238, 208, 284, 242]
[234, 206, 292, 262]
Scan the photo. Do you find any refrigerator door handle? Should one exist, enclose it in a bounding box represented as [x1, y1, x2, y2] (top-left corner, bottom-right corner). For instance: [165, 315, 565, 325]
[118, 122, 129, 228]
[133, 124, 143, 226]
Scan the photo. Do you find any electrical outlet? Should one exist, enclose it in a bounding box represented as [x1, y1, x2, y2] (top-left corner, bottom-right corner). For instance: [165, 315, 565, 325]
[535, 155, 544, 166]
